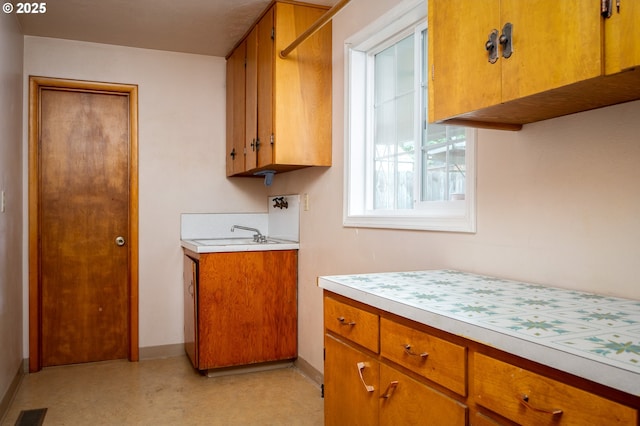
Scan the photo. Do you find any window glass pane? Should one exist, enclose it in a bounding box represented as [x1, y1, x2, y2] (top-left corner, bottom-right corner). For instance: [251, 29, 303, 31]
[373, 34, 415, 210]
[375, 46, 395, 105]
[422, 125, 466, 201]
[396, 35, 414, 94]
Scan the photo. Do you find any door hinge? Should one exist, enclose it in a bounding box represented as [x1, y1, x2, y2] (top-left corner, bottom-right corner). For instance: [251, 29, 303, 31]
[271, 27, 275, 40]
[270, 134, 274, 146]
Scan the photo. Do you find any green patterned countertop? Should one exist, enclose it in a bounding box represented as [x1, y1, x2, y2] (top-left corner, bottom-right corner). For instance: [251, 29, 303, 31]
[318, 270, 640, 396]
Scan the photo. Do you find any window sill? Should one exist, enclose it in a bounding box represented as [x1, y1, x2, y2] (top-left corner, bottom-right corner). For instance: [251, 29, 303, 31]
[343, 213, 476, 233]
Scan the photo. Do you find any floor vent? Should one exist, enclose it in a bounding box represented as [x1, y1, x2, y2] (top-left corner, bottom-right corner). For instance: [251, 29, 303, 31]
[15, 408, 47, 426]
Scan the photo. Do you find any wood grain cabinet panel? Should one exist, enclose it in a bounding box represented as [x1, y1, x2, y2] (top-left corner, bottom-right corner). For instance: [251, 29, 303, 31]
[324, 296, 379, 353]
[226, 1, 332, 177]
[324, 334, 380, 426]
[473, 352, 638, 426]
[380, 317, 466, 396]
[428, 0, 640, 129]
[605, 0, 640, 75]
[184, 250, 297, 371]
[379, 363, 467, 426]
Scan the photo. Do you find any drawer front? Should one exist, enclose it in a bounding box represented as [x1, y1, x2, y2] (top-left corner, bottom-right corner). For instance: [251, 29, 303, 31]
[379, 363, 467, 426]
[324, 296, 379, 353]
[474, 353, 638, 426]
[380, 317, 467, 396]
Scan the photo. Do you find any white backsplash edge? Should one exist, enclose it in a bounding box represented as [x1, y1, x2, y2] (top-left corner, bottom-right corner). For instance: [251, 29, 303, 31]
[181, 213, 268, 240]
[181, 194, 300, 242]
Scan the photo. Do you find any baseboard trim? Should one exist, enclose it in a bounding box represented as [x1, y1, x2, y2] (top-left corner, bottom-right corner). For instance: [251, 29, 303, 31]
[127, 344, 324, 387]
[294, 357, 323, 387]
[139, 343, 185, 360]
[0, 362, 24, 423]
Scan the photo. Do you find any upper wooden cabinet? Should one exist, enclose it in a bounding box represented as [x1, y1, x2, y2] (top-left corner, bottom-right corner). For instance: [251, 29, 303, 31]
[226, 1, 332, 177]
[428, 0, 640, 130]
[604, 0, 640, 75]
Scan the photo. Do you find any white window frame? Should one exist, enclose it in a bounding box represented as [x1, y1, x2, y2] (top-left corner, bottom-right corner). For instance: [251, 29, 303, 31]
[343, 0, 476, 233]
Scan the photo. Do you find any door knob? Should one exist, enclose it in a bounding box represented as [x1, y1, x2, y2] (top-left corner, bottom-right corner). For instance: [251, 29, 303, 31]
[115, 236, 126, 246]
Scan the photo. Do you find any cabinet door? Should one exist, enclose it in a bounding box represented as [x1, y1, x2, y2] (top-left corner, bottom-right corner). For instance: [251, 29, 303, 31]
[500, 0, 601, 103]
[605, 0, 640, 74]
[257, 6, 275, 169]
[245, 27, 258, 171]
[428, 0, 501, 121]
[325, 335, 380, 426]
[225, 41, 246, 176]
[429, 0, 602, 121]
[272, 2, 332, 167]
[197, 250, 297, 369]
[379, 363, 467, 426]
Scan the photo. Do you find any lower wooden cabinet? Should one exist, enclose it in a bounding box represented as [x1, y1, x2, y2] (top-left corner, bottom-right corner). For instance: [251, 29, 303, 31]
[184, 249, 297, 370]
[325, 335, 379, 426]
[473, 353, 637, 426]
[325, 334, 466, 426]
[323, 291, 639, 426]
[379, 363, 467, 425]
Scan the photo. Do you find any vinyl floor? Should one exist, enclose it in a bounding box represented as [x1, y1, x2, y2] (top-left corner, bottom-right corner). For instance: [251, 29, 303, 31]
[1, 356, 324, 425]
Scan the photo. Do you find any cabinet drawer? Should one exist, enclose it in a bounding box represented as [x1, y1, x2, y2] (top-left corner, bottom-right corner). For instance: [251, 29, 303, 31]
[380, 318, 466, 396]
[324, 296, 379, 353]
[473, 353, 637, 426]
[380, 363, 467, 426]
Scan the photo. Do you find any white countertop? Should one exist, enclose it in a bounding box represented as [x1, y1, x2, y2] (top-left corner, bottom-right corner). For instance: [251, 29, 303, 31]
[318, 269, 640, 396]
[181, 238, 299, 253]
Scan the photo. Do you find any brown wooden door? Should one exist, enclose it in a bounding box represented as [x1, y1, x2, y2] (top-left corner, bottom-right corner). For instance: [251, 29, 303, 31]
[29, 77, 139, 370]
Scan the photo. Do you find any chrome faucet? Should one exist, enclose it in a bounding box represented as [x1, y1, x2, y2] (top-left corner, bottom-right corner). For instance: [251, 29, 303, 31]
[230, 225, 267, 243]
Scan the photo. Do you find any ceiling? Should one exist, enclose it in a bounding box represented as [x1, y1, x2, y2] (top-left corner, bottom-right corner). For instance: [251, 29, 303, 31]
[16, 0, 340, 57]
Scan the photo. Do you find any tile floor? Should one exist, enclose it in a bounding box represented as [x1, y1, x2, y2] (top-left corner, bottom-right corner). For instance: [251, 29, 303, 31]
[1, 356, 324, 425]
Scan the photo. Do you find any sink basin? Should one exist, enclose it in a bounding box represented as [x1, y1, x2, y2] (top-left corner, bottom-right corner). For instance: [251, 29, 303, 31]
[191, 238, 282, 246]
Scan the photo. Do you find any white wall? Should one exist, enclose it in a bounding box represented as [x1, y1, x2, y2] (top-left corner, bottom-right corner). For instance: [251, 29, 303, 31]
[0, 12, 24, 406]
[268, 0, 640, 374]
[22, 37, 268, 354]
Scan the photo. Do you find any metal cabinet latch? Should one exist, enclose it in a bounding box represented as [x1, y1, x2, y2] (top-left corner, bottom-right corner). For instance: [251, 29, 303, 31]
[500, 22, 513, 59]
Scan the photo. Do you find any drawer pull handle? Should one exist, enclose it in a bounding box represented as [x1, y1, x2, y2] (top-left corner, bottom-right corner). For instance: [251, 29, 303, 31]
[403, 344, 428, 359]
[356, 362, 375, 393]
[519, 394, 563, 416]
[337, 316, 356, 326]
[380, 381, 399, 399]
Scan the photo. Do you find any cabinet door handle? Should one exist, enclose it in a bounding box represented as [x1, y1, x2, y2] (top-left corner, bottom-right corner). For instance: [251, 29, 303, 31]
[403, 344, 428, 359]
[485, 29, 499, 63]
[337, 316, 356, 326]
[519, 394, 563, 416]
[356, 362, 375, 393]
[500, 22, 513, 59]
[379, 381, 398, 399]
